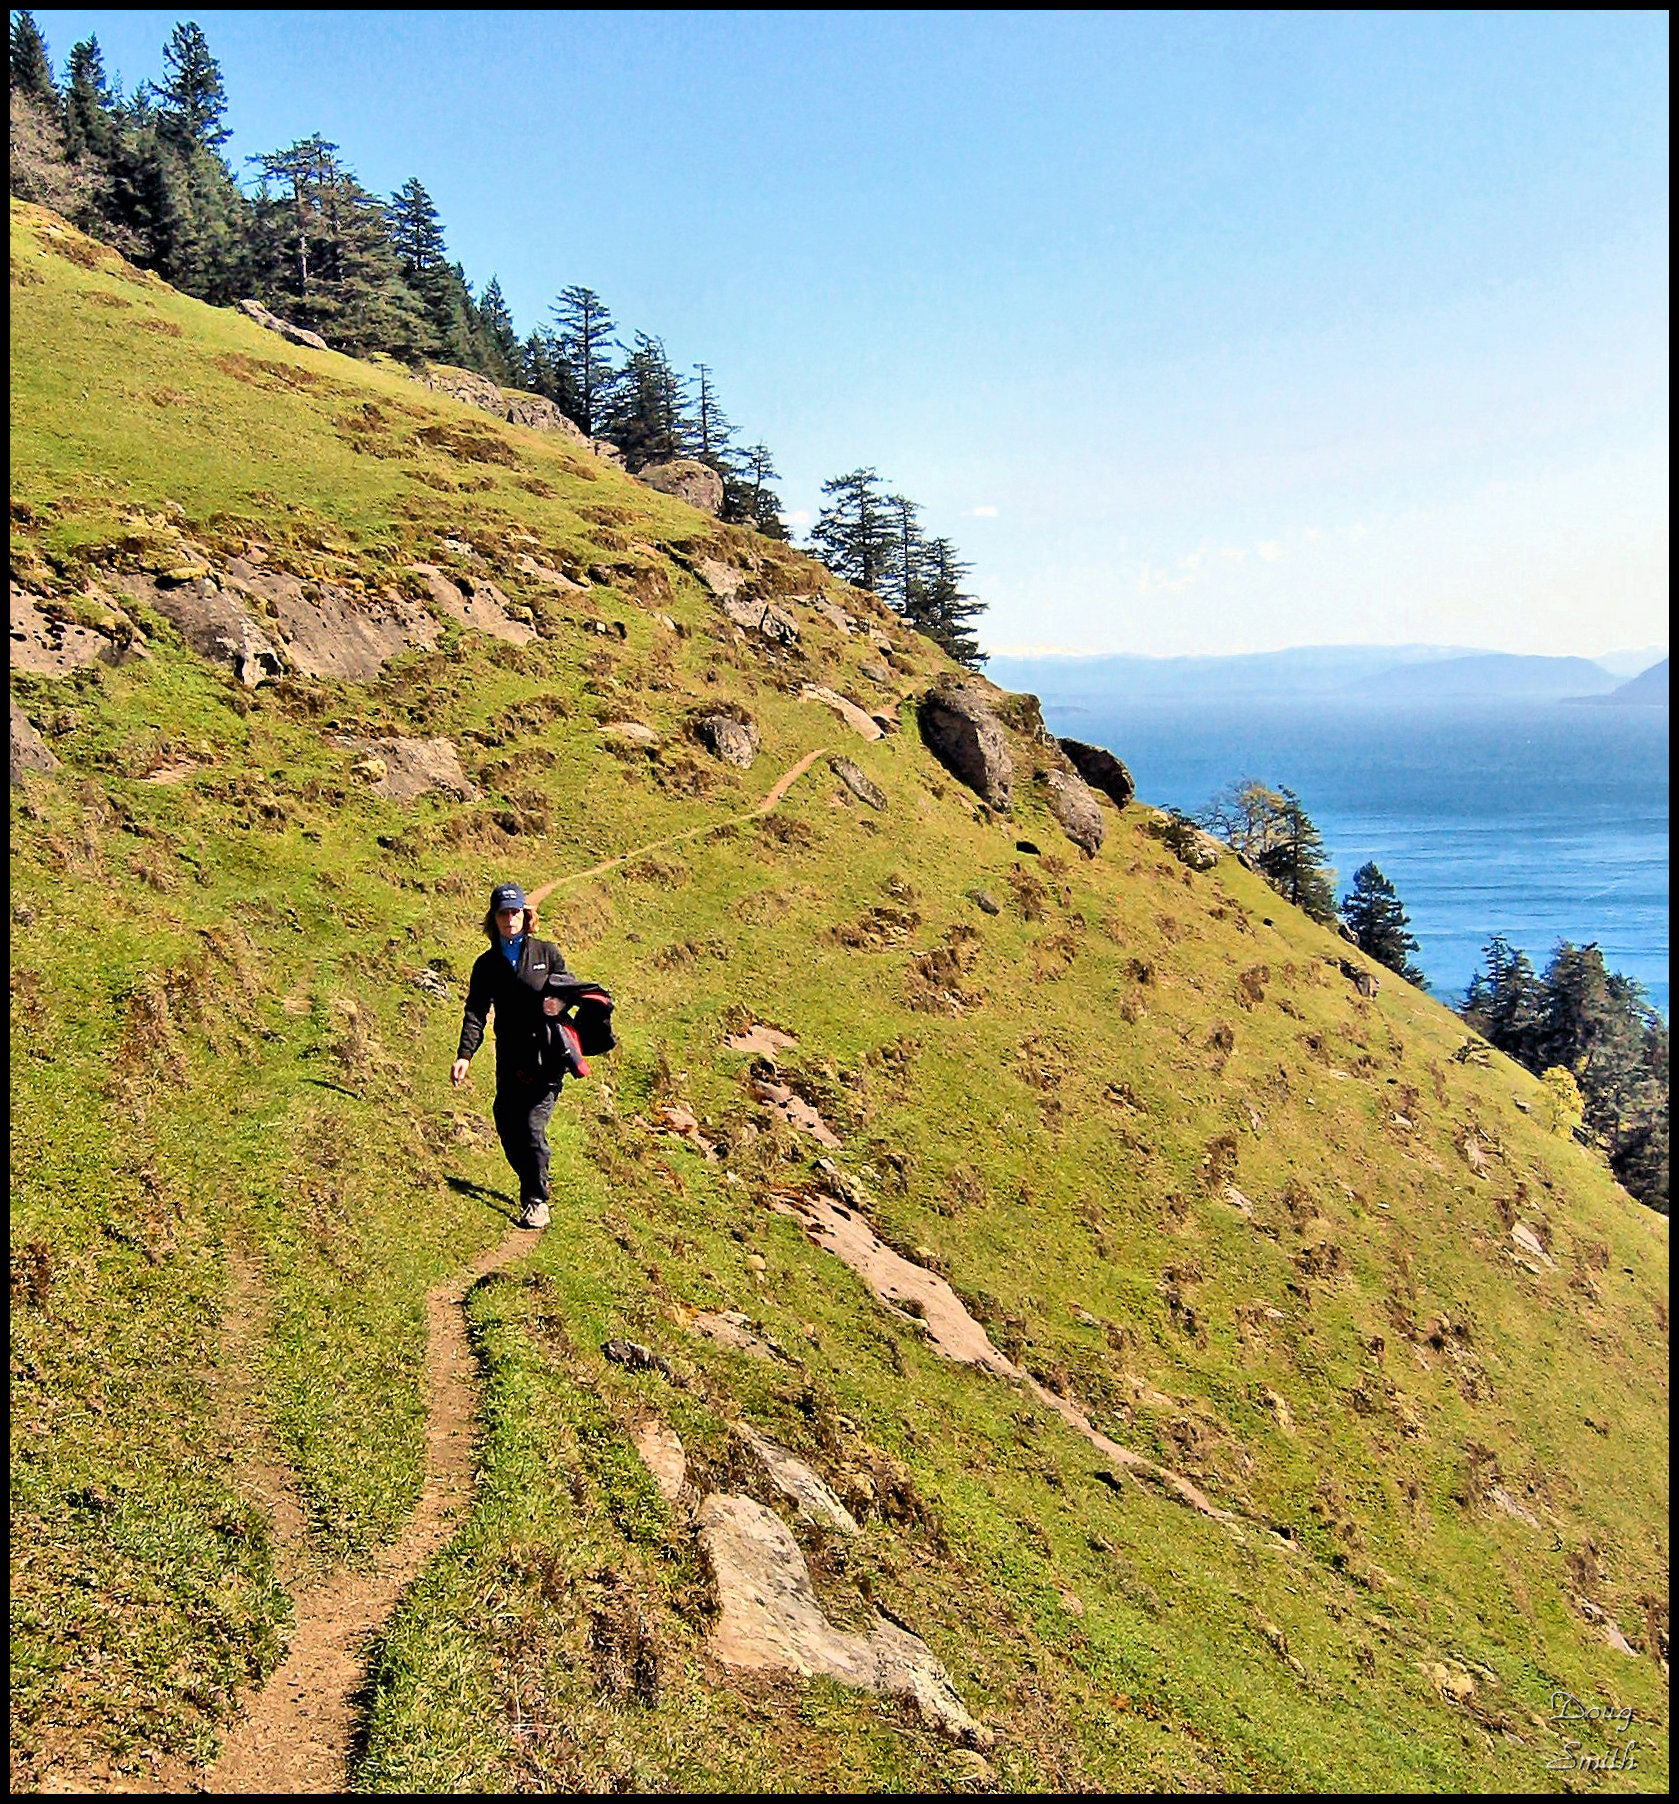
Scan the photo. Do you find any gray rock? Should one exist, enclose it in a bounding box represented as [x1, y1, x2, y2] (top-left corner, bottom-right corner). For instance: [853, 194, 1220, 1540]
[223, 559, 436, 680]
[412, 362, 589, 443]
[636, 458, 725, 515]
[859, 658, 893, 685]
[735, 1423, 860, 1535]
[1058, 738, 1135, 809]
[120, 572, 284, 686]
[829, 755, 886, 809]
[236, 298, 329, 353]
[337, 735, 477, 803]
[696, 1492, 991, 1746]
[1037, 766, 1105, 855]
[917, 680, 1013, 811]
[10, 697, 57, 786]
[969, 890, 1000, 915]
[694, 713, 759, 768]
[724, 593, 801, 645]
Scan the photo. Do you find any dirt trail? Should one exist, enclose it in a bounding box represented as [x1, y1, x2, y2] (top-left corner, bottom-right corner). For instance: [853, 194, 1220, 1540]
[205, 1224, 536, 1793]
[196, 748, 834, 1790]
[526, 744, 830, 906]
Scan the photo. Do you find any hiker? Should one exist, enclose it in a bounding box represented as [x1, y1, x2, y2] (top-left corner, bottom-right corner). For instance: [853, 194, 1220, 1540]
[451, 881, 575, 1230]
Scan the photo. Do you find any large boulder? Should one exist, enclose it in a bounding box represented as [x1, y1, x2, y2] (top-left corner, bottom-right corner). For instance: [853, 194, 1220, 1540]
[10, 697, 57, 786]
[1058, 738, 1135, 809]
[917, 680, 1013, 811]
[694, 713, 760, 769]
[1037, 767, 1104, 855]
[636, 459, 724, 515]
[222, 559, 435, 680]
[236, 298, 329, 353]
[723, 593, 800, 646]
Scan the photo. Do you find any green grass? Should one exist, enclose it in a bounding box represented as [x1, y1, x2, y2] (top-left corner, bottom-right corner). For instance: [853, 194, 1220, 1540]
[10, 198, 1670, 1791]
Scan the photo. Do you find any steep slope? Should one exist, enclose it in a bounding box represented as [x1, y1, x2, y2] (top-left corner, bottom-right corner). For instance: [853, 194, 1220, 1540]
[10, 202, 1669, 1793]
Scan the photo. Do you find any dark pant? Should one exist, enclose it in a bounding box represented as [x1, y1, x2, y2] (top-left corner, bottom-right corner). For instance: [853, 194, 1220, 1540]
[493, 1080, 561, 1208]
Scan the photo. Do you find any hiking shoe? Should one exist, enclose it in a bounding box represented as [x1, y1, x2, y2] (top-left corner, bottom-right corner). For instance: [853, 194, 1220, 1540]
[520, 1199, 551, 1230]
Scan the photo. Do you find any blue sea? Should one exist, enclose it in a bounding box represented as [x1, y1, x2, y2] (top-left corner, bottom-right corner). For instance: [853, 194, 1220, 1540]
[1034, 696, 1670, 1017]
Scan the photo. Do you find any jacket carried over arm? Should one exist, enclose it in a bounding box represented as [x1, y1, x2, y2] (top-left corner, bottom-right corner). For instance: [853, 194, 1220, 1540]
[457, 936, 573, 1086]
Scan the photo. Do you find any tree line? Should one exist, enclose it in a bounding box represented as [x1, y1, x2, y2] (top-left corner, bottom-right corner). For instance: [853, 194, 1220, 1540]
[1193, 778, 1667, 1212]
[10, 12, 990, 654]
[1463, 937, 1668, 1213]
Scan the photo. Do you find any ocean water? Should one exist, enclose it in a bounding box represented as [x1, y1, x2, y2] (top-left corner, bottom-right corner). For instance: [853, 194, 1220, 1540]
[1034, 695, 1670, 1017]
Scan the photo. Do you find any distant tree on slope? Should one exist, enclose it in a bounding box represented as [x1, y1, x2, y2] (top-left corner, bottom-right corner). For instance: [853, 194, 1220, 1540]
[1255, 789, 1337, 924]
[63, 36, 117, 161]
[157, 21, 228, 150]
[11, 9, 56, 99]
[916, 537, 986, 669]
[551, 284, 617, 438]
[1340, 862, 1425, 985]
[811, 468, 896, 596]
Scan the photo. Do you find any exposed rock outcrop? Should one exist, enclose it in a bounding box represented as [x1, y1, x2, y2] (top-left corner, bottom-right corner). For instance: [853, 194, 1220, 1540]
[236, 298, 329, 353]
[411, 363, 589, 444]
[119, 572, 284, 686]
[10, 697, 57, 786]
[693, 712, 759, 768]
[336, 736, 477, 803]
[723, 593, 801, 646]
[222, 559, 436, 680]
[734, 1423, 860, 1536]
[405, 564, 534, 646]
[635, 458, 724, 515]
[917, 679, 1013, 811]
[11, 584, 144, 676]
[1059, 738, 1135, 809]
[1037, 766, 1105, 855]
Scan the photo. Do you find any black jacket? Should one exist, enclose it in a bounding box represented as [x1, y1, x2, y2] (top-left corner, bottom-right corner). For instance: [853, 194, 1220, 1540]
[457, 935, 573, 1086]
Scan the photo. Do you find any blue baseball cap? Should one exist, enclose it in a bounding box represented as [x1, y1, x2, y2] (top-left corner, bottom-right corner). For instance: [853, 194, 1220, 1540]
[490, 882, 526, 913]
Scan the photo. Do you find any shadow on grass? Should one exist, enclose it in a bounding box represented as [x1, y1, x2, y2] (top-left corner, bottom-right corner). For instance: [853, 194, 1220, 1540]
[446, 1174, 520, 1226]
[302, 1077, 362, 1100]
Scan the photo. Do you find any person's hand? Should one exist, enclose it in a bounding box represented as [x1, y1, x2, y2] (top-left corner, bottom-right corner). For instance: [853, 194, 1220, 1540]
[451, 1058, 470, 1086]
[542, 995, 563, 1017]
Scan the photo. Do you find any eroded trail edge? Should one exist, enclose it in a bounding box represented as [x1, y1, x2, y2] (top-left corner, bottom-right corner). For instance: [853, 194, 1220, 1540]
[205, 1225, 537, 1794]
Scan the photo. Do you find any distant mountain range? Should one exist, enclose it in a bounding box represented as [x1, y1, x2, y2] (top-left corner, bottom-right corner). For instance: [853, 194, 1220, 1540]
[1575, 656, 1669, 707]
[985, 644, 1669, 706]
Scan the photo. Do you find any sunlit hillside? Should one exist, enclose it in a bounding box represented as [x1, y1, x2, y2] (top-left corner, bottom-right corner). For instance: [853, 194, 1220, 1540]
[10, 200, 1669, 1793]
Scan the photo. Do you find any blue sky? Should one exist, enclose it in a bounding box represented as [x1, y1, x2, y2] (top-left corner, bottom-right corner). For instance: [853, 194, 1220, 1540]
[31, 10, 1671, 657]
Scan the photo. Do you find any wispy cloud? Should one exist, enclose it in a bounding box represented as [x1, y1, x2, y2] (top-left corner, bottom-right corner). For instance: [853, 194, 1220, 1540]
[970, 505, 1000, 517]
[1256, 540, 1285, 562]
[784, 508, 812, 526]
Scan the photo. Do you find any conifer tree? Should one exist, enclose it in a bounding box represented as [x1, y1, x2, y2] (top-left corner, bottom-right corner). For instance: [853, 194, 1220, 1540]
[1340, 862, 1425, 985]
[10, 10, 56, 99]
[721, 442, 787, 538]
[475, 276, 521, 384]
[551, 285, 616, 437]
[1462, 935, 1544, 1065]
[1255, 789, 1337, 923]
[64, 36, 117, 161]
[918, 536, 987, 668]
[885, 493, 926, 618]
[252, 136, 428, 355]
[605, 332, 691, 468]
[386, 177, 473, 360]
[157, 21, 228, 150]
[691, 364, 734, 471]
[811, 469, 895, 595]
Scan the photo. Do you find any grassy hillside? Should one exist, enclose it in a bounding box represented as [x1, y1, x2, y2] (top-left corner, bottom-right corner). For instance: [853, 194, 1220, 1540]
[10, 199, 1669, 1792]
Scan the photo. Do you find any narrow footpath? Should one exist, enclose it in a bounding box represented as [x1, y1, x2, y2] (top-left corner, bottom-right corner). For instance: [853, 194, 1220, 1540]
[200, 747, 833, 1791]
